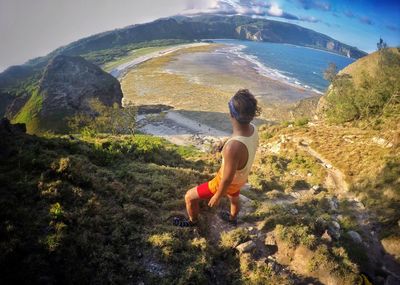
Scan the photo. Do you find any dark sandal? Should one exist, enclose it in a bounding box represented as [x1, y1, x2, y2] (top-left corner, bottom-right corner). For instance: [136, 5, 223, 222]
[173, 217, 197, 227]
[219, 211, 237, 226]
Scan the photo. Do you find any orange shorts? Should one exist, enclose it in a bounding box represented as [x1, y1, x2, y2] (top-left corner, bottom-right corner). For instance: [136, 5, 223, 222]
[196, 182, 240, 199]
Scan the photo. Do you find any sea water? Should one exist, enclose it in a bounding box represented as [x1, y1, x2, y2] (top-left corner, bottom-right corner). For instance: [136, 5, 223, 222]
[212, 39, 356, 93]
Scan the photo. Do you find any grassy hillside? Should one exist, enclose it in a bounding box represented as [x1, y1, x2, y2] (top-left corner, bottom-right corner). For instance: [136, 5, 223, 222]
[0, 120, 222, 284]
[3, 117, 384, 284]
[319, 47, 400, 127]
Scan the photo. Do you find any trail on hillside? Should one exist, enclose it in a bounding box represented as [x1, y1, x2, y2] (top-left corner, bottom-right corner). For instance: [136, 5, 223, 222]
[291, 135, 400, 280]
[131, 109, 400, 281]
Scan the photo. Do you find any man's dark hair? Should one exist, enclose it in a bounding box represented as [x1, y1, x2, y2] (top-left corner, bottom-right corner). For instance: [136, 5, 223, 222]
[231, 89, 261, 124]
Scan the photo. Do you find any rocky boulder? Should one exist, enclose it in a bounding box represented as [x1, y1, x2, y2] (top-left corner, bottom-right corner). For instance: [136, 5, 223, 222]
[36, 55, 123, 132]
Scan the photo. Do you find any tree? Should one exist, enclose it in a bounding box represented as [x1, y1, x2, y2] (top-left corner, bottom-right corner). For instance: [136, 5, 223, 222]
[323, 62, 337, 83]
[377, 38, 387, 51]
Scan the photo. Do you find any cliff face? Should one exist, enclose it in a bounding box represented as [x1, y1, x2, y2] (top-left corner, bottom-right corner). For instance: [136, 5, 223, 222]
[9, 55, 123, 133]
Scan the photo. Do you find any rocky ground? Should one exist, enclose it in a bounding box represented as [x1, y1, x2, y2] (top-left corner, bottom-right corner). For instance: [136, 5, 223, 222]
[136, 109, 400, 284]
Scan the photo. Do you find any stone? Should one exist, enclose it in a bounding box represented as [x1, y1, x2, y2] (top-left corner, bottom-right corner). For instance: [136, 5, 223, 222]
[328, 197, 339, 211]
[27, 55, 123, 132]
[269, 143, 281, 154]
[236, 240, 256, 254]
[328, 221, 341, 240]
[321, 230, 332, 242]
[265, 233, 276, 246]
[289, 208, 299, 215]
[347, 231, 362, 244]
[372, 137, 393, 148]
[312, 185, 321, 191]
[241, 183, 251, 191]
[290, 192, 301, 199]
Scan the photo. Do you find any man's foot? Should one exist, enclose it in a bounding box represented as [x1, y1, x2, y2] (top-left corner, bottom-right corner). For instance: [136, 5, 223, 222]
[173, 216, 198, 227]
[219, 211, 237, 226]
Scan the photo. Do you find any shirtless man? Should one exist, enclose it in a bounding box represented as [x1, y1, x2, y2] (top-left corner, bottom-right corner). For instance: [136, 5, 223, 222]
[174, 89, 260, 227]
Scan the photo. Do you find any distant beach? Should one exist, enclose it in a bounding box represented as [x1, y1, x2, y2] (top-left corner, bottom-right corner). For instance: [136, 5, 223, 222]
[110, 42, 210, 79]
[118, 42, 320, 147]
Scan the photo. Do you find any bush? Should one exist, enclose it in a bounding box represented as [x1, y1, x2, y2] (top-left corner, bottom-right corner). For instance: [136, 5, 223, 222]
[324, 48, 400, 125]
[68, 99, 137, 135]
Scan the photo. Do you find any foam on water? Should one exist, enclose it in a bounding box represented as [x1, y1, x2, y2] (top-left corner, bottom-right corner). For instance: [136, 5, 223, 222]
[212, 39, 355, 94]
[217, 44, 323, 94]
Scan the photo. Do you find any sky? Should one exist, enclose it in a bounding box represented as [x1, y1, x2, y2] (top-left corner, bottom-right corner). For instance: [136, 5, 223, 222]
[0, 0, 399, 72]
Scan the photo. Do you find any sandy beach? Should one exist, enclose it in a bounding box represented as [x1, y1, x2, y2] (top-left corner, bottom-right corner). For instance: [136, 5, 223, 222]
[117, 42, 318, 149]
[110, 42, 209, 79]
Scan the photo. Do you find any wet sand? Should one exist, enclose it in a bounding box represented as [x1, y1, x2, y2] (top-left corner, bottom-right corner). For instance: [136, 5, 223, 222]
[120, 43, 318, 148]
[164, 44, 318, 105]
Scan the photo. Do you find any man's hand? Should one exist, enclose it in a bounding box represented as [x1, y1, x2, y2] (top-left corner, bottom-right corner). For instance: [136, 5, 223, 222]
[208, 194, 221, 208]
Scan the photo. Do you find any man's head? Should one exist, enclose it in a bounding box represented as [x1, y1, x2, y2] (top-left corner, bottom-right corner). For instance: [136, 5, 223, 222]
[228, 89, 261, 124]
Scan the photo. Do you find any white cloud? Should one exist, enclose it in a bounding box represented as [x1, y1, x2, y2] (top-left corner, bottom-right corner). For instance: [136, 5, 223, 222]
[0, 0, 189, 72]
[268, 3, 283, 17]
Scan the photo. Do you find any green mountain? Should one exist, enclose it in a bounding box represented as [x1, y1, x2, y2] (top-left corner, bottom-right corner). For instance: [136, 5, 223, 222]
[0, 14, 367, 133]
[0, 14, 365, 93]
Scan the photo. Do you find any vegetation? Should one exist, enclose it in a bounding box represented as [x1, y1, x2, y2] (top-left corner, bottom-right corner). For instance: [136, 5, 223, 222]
[323, 47, 400, 126]
[81, 39, 192, 69]
[12, 87, 43, 133]
[67, 99, 137, 136]
[0, 121, 224, 284]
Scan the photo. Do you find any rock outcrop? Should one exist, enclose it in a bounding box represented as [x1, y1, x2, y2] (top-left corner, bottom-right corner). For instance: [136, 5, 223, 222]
[39, 55, 122, 126]
[9, 55, 123, 133]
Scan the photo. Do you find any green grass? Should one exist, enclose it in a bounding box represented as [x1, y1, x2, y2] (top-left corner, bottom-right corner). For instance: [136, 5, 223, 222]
[0, 128, 233, 284]
[12, 87, 42, 133]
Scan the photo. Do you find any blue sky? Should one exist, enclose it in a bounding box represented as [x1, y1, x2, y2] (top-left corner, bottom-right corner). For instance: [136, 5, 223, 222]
[186, 0, 400, 52]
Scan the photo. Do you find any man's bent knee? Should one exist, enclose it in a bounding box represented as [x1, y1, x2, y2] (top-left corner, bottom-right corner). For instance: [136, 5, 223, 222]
[185, 187, 199, 203]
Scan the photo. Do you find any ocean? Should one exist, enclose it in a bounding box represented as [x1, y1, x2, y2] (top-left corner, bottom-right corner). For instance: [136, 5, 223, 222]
[212, 39, 356, 93]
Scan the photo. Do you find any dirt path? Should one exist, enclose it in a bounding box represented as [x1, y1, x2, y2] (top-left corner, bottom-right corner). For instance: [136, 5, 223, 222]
[292, 136, 400, 281]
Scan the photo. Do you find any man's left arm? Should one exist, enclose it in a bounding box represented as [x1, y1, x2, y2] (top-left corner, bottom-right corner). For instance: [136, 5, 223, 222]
[208, 142, 240, 207]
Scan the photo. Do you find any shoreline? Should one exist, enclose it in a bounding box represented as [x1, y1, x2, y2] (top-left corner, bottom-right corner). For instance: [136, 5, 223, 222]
[137, 110, 229, 151]
[110, 42, 210, 79]
[219, 44, 324, 95]
[118, 41, 318, 148]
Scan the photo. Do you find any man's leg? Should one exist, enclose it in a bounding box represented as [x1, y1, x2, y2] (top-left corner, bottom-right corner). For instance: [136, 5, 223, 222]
[185, 187, 200, 223]
[227, 194, 240, 220]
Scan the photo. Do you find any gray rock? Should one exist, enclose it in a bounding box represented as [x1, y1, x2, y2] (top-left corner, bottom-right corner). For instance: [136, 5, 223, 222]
[328, 221, 341, 240]
[37, 55, 123, 132]
[328, 197, 339, 211]
[347, 231, 362, 244]
[236, 240, 256, 254]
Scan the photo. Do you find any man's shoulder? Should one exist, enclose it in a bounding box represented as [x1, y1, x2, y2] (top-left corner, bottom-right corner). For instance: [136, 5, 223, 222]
[224, 139, 247, 154]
